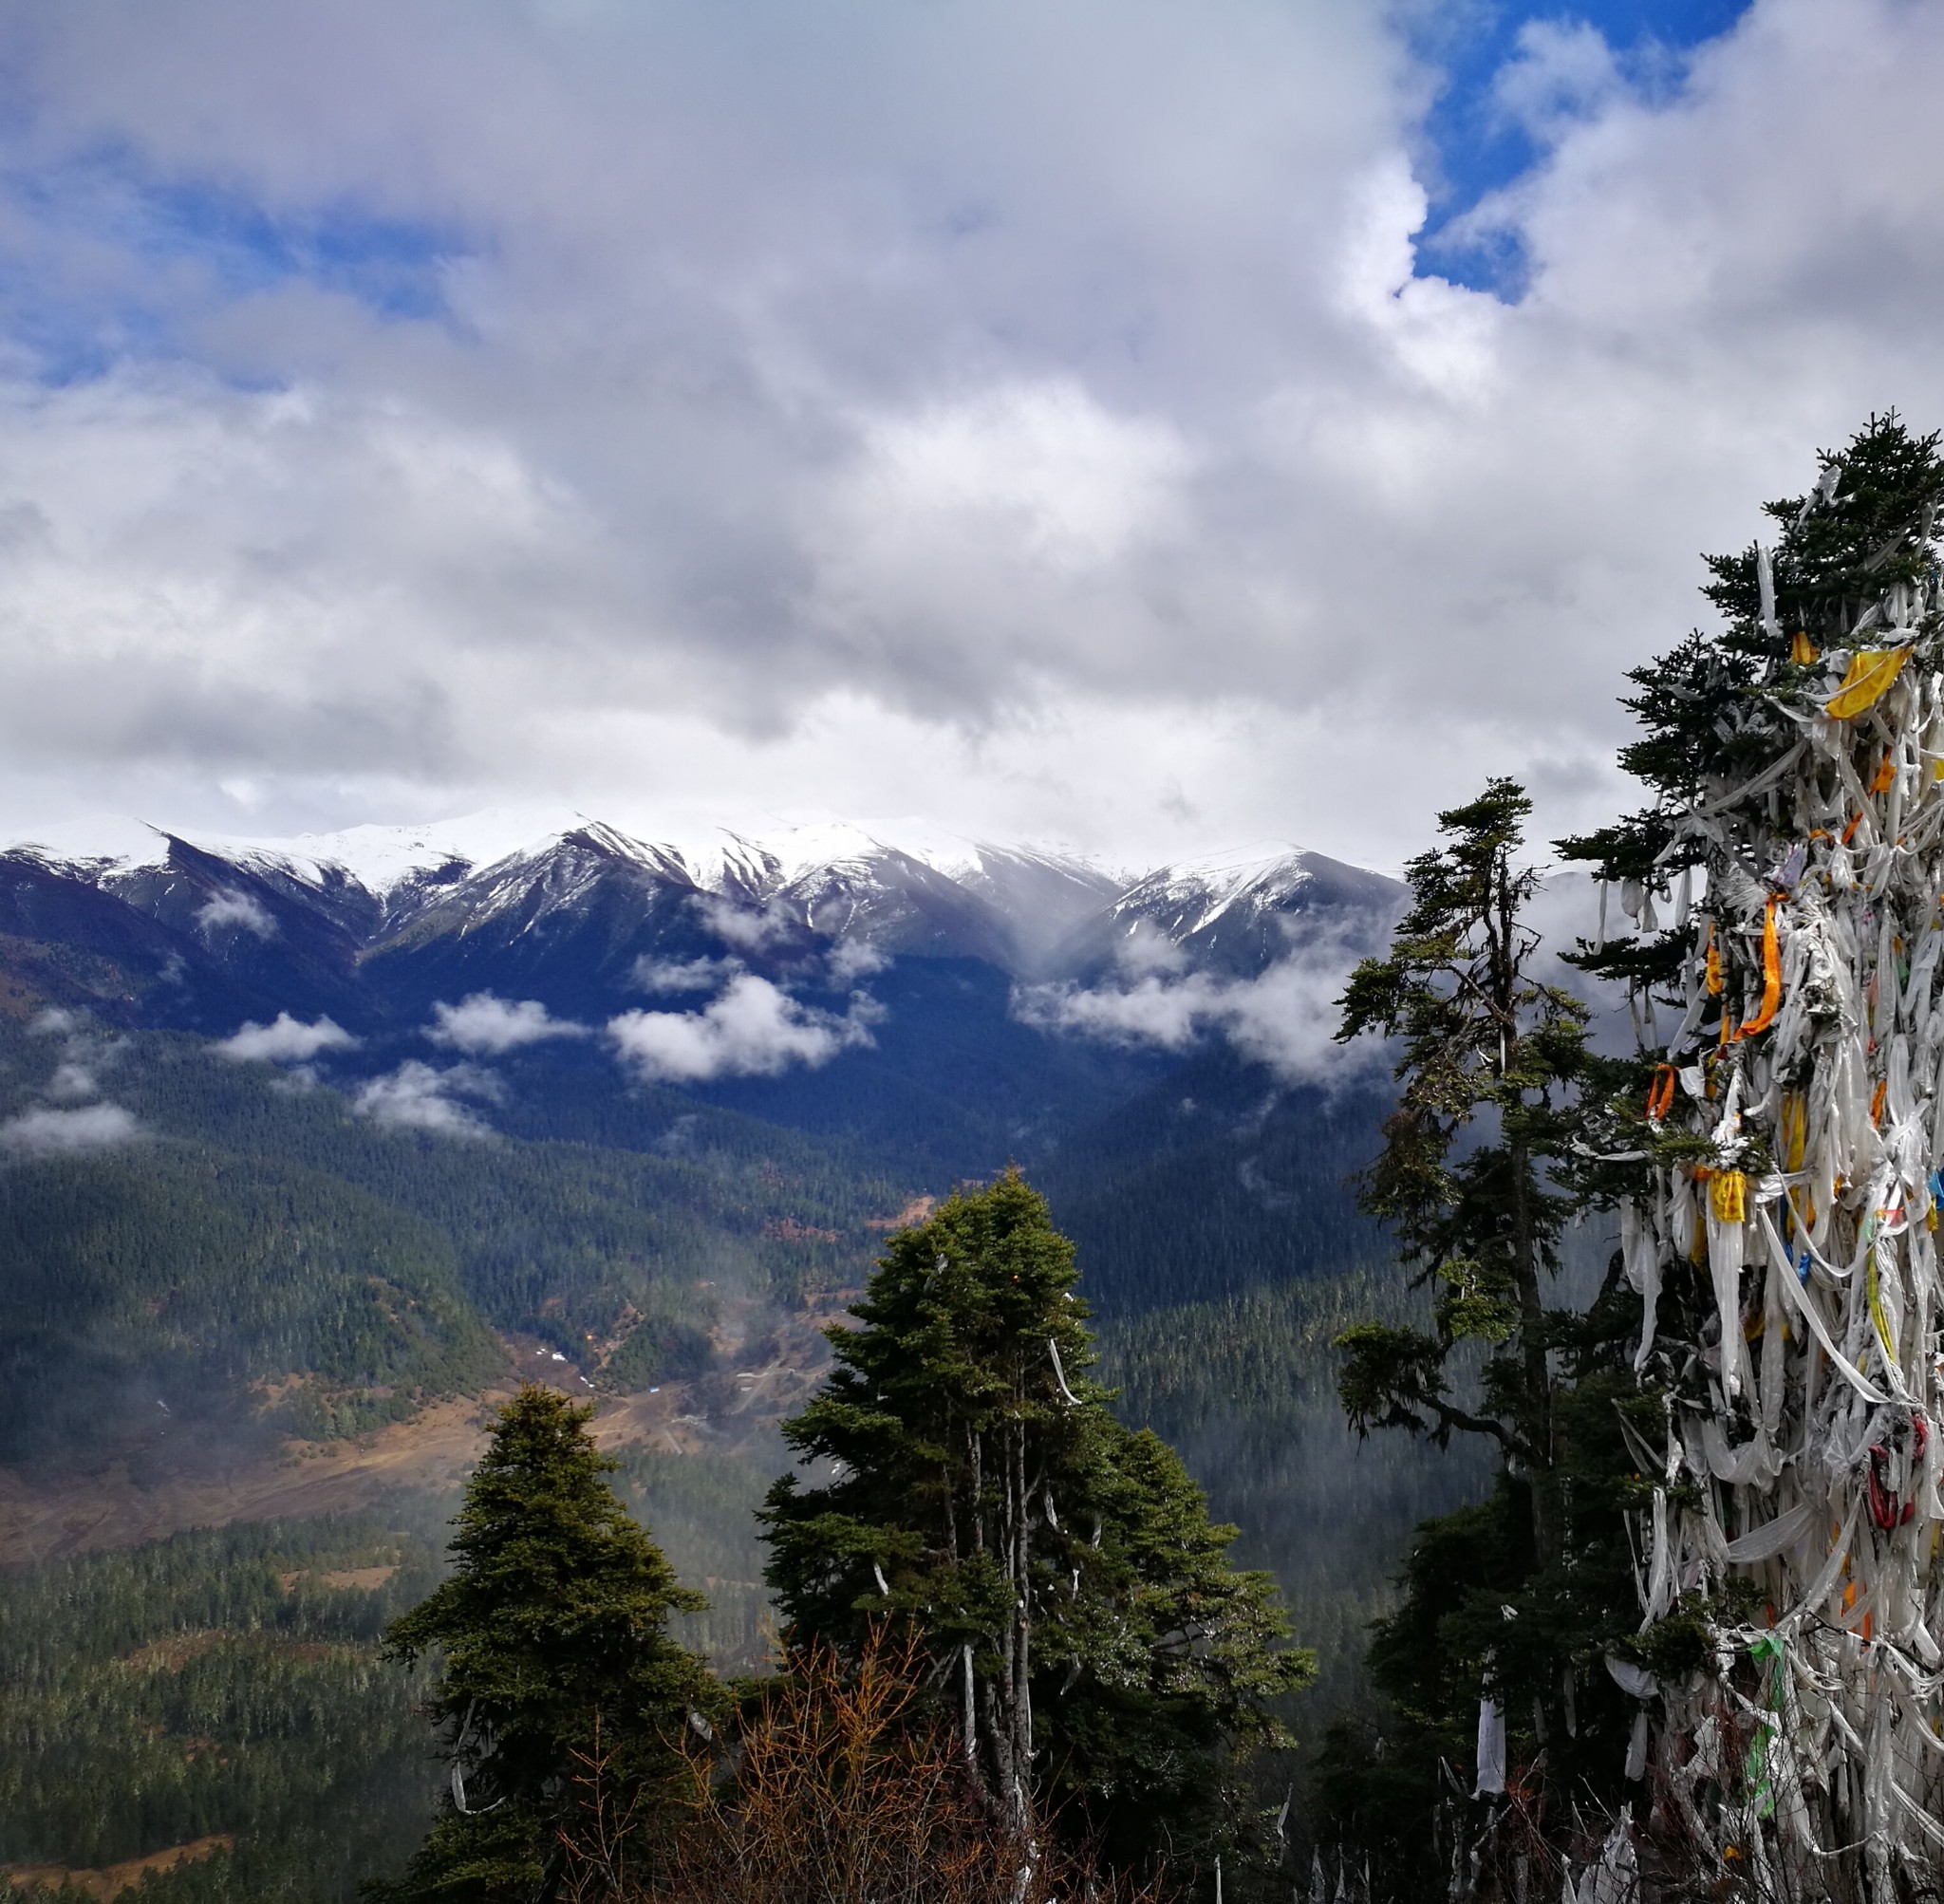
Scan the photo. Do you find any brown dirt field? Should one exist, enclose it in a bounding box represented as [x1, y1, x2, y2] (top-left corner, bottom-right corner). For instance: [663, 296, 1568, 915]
[0, 1390, 509, 1568]
[276, 1564, 399, 1593]
[5, 1833, 233, 1898]
[0, 1304, 850, 1570]
[864, 1194, 935, 1230]
[120, 1631, 225, 1671]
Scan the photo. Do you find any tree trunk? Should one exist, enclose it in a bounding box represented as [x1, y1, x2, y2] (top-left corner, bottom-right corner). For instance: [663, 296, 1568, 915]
[1508, 1131, 1556, 1571]
[1495, 850, 1556, 1573]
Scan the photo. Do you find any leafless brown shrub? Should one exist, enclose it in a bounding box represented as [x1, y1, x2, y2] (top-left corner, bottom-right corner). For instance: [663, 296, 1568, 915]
[557, 1626, 1173, 1904]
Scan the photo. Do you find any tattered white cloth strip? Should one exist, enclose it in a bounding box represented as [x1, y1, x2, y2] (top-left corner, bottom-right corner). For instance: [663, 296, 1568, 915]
[1756, 1204, 1889, 1404]
[1777, 1496, 1862, 1631]
[1474, 1696, 1505, 1798]
[1724, 1499, 1819, 1565]
[1604, 1653, 1658, 1699]
[1698, 740, 1805, 817]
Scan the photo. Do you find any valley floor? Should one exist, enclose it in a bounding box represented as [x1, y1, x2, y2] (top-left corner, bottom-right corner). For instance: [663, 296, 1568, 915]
[0, 1297, 845, 1568]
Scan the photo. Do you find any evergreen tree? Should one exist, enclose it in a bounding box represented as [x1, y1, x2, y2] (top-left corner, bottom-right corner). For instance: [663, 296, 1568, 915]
[373, 1387, 719, 1904]
[760, 1169, 1310, 1880]
[1333, 779, 1592, 1565]
[1324, 782, 1641, 1893]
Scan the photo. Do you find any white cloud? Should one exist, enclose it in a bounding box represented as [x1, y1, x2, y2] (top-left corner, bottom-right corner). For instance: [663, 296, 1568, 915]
[0, 3, 1942, 868]
[196, 888, 278, 938]
[0, 1102, 140, 1158]
[1110, 920, 1189, 980]
[352, 1059, 501, 1136]
[1490, 21, 1628, 144]
[425, 992, 585, 1055]
[631, 953, 739, 993]
[693, 895, 797, 953]
[826, 939, 888, 984]
[219, 1012, 360, 1063]
[1016, 940, 1380, 1086]
[19, 1014, 127, 1103]
[608, 974, 877, 1083]
[45, 1060, 101, 1102]
[1022, 864, 1636, 1083]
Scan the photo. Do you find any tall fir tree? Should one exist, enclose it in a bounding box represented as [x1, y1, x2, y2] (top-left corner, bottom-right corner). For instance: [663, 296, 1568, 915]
[760, 1169, 1310, 1882]
[1323, 781, 1642, 1895]
[1333, 779, 1593, 1568]
[372, 1386, 720, 1904]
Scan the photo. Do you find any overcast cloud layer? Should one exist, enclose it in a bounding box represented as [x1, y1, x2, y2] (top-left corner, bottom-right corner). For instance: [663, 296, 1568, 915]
[1, 0, 1939, 868]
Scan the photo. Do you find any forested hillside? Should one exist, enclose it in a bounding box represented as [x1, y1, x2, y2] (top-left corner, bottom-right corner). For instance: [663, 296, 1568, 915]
[1038, 1051, 1386, 1311]
[1100, 1272, 1492, 1737]
[1, 1515, 446, 1903]
[0, 1017, 905, 1469]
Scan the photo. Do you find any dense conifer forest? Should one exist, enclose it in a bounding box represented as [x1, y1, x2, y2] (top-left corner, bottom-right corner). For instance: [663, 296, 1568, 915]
[1, 1517, 445, 1901]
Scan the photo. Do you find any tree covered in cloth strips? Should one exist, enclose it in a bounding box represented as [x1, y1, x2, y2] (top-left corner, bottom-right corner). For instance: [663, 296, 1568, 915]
[373, 1386, 723, 1904]
[1319, 781, 1644, 1900]
[1561, 415, 1944, 1901]
[760, 1169, 1311, 1888]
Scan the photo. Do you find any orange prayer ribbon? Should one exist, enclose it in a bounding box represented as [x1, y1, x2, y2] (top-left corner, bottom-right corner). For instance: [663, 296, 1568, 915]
[1646, 1065, 1676, 1121]
[1737, 898, 1784, 1036]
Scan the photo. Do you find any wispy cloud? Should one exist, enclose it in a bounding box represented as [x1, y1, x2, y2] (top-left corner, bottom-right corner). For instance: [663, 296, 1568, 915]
[196, 888, 278, 938]
[16, 1011, 128, 1120]
[608, 974, 878, 1083]
[1014, 940, 1379, 1086]
[424, 992, 585, 1055]
[631, 953, 740, 993]
[0, 1102, 140, 1158]
[219, 1012, 360, 1063]
[352, 1059, 501, 1136]
[693, 894, 799, 954]
[826, 939, 888, 984]
[45, 1059, 103, 1101]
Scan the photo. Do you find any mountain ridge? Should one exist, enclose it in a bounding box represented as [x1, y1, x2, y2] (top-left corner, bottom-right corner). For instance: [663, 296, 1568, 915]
[1, 812, 1405, 1033]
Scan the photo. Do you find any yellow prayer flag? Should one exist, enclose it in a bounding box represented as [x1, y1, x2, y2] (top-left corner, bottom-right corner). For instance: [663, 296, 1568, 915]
[1825, 646, 1912, 720]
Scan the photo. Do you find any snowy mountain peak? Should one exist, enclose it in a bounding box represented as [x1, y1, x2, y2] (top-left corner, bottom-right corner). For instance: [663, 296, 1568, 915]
[1109, 845, 1318, 933]
[1, 810, 1401, 992]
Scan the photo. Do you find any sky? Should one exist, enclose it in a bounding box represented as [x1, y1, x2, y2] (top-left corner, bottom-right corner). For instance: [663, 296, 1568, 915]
[0, 0, 1938, 873]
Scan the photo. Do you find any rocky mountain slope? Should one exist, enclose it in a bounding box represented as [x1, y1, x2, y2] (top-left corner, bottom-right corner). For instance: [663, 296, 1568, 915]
[0, 812, 1398, 1032]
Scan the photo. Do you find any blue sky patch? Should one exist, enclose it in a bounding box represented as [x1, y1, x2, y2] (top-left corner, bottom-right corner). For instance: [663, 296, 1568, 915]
[1407, 0, 1754, 294]
[0, 148, 467, 383]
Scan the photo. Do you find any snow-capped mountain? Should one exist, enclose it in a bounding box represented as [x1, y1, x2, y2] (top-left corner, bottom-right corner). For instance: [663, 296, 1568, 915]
[0, 812, 1401, 1038]
[1053, 844, 1406, 981]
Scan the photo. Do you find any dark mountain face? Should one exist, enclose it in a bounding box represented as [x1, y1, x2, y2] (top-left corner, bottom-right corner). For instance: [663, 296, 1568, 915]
[0, 816, 1404, 1202]
[102, 837, 375, 1023]
[6, 819, 1399, 1013]
[0, 849, 283, 1033]
[361, 826, 720, 1022]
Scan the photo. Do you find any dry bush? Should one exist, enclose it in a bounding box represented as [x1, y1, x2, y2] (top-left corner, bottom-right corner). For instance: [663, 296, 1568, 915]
[557, 1626, 1172, 1904]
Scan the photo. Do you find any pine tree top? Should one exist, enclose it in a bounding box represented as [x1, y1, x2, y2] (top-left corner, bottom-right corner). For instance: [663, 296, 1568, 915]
[1561, 413, 1944, 900]
[804, 1167, 1101, 1437]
